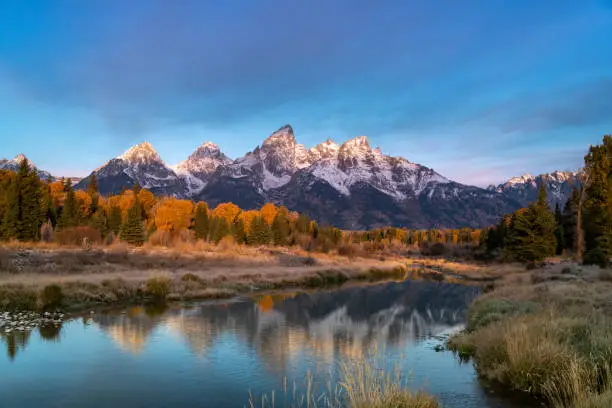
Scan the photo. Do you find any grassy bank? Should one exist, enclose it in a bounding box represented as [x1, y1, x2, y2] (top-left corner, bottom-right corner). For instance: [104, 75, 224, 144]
[448, 262, 612, 407]
[0, 243, 413, 313]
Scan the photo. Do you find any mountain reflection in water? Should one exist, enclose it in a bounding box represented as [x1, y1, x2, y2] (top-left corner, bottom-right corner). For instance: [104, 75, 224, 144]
[91, 280, 478, 363]
[1, 280, 524, 408]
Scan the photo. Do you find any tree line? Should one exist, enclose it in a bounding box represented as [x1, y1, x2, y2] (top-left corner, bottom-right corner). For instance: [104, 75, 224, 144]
[0, 160, 483, 253]
[481, 135, 612, 266]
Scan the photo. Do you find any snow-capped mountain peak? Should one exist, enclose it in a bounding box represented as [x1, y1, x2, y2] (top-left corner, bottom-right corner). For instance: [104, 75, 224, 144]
[0, 154, 55, 180]
[14, 153, 28, 163]
[309, 139, 340, 161]
[119, 142, 162, 164]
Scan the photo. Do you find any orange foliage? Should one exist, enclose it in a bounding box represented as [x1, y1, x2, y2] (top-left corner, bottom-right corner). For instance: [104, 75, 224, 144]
[74, 190, 93, 218]
[153, 197, 194, 232]
[237, 210, 260, 233]
[260, 203, 278, 225]
[212, 202, 241, 224]
[49, 181, 65, 206]
[138, 189, 156, 214]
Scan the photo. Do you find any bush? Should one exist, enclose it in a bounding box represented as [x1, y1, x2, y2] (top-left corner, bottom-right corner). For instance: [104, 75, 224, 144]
[55, 226, 101, 246]
[39, 284, 64, 310]
[583, 248, 609, 268]
[145, 276, 172, 301]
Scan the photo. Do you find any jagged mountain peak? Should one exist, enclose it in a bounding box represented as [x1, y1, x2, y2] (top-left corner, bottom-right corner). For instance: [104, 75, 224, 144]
[119, 142, 163, 164]
[506, 173, 535, 185]
[340, 135, 371, 150]
[263, 124, 296, 147]
[14, 153, 28, 163]
[190, 141, 224, 158]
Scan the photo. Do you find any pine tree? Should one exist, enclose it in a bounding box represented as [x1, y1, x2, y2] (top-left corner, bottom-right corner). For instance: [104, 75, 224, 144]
[210, 216, 230, 244]
[11, 159, 44, 241]
[90, 210, 109, 236]
[87, 174, 99, 196]
[108, 205, 123, 236]
[562, 189, 580, 254]
[248, 215, 271, 245]
[296, 213, 311, 234]
[582, 135, 612, 261]
[554, 203, 564, 255]
[505, 184, 557, 262]
[233, 218, 246, 244]
[41, 179, 57, 227]
[272, 210, 290, 246]
[121, 196, 144, 246]
[1, 178, 19, 240]
[58, 179, 78, 229]
[194, 203, 210, 240]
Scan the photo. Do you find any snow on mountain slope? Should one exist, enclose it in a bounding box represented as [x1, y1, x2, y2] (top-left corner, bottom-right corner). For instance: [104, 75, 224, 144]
[173, 141, 232, 195]
[76, 142, 186, 196]
[71, 124, 526, 228]
[0, 154, 54, 180]
[491, 170, 580, 207]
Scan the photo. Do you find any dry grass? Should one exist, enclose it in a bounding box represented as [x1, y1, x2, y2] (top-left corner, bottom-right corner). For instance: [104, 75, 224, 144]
[249, 356, 439, 408]
[448, 261, 612, 407]
[0, 243, 410, 312]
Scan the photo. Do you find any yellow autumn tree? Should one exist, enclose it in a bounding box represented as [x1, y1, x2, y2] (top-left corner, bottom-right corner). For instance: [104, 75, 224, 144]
[49, 180, 65, 206]
[260, 203, 278, 225]
[138, 189, 156, 217]
[74, 190, 93, 218]
[153, 197, 194, 233]
[237, 210, 260, 234]
[212, 202, 241, 225]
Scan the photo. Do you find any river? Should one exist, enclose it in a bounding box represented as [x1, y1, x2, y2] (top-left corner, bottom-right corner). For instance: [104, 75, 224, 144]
[1, 279, 526, 407]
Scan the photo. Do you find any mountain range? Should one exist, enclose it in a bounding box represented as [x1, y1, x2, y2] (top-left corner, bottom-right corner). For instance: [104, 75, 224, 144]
[2, 125, 581, 229]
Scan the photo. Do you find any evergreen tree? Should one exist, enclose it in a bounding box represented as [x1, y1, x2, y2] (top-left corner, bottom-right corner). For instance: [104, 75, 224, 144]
[87, 174, 99, 196]
[505, 184, 557, 262]
[210, 216, 230, 244]
[248, 215, 271, 245]
[582, 135, 612, 261]
[554, 203, 564, 255]
[41, 179, 57, 227]
[562, 189, 580, 254]
[272, 210, 290, 246]
[296, 213, 310, 234]
[10, 159, 44, 241]
[121, 196, 144, 246]
[194, 203, 210, 240]
[108, 205, 123, 236]
[233, 218, 247, 244]
[90, 210, 109, 236]
[1, 178, 19, 240]
[58, 179, 78, 229]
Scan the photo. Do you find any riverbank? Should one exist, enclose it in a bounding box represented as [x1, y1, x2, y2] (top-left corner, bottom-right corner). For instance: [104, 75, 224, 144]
[448, 261, 612, 408]
[1, 242, 431, 313]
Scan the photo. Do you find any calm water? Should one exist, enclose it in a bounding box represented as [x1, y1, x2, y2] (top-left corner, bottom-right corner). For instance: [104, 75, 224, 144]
[1, 280, 524, 408]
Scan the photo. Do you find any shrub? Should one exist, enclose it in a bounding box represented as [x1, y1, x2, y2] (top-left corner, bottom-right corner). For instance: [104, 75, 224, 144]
[181, 273, 201, 283]
[39, 284, 64, 310]
[583, 248, 609, 268]
[55, 226, 101, 246]
[145, 276, 172, 301]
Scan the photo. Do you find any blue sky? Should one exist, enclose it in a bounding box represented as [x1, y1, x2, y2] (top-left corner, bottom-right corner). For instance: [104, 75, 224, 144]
[1, 0, 611, 186]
